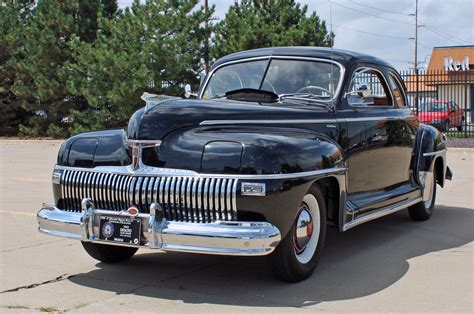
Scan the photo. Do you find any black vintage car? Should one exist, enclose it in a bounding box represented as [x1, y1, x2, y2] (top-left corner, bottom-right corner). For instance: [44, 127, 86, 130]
[37, 47, 452, 282]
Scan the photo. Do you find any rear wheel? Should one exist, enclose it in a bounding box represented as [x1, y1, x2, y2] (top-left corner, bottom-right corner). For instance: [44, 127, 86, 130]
[408, 168, 437, 221]
[81, 242, 138, 263]
[268, 185, 327, 282]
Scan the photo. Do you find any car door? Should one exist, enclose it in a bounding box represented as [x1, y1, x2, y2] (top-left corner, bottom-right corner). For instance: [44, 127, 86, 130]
[338, 65, 414, 213]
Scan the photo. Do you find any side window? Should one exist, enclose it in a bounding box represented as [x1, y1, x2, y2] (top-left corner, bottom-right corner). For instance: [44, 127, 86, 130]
[347, 68, 393, 106]
[388, 72, 407, 108]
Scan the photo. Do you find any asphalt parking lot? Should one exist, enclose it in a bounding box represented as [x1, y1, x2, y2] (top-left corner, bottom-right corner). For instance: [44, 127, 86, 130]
[0, 140, 473, 313]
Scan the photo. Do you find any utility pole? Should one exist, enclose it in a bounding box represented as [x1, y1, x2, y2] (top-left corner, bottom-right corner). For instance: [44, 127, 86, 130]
[204, 0, 210, 74]
[413, 0, 419, 113]
[414, 0, 418, 70]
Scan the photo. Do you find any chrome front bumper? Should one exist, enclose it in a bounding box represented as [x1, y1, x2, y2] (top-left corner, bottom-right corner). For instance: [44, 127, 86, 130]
[37, 201, 281, 256]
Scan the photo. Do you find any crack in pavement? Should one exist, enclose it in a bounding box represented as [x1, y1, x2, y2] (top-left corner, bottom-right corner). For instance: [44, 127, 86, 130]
[1, 239, 66, 253]
[0, 273, 77, 294]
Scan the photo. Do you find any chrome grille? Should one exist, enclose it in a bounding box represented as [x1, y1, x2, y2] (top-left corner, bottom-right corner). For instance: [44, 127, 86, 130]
[59, 169, 238, 222]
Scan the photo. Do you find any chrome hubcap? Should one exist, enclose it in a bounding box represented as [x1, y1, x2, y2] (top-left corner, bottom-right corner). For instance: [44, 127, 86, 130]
[294, 205, 313, 253]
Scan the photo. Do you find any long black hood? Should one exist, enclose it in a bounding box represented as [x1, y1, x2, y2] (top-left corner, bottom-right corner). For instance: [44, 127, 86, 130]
[127, 98, 323, 140]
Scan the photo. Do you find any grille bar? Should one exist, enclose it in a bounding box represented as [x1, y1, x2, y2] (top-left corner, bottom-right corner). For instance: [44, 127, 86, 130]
[59, 169, 238, 223]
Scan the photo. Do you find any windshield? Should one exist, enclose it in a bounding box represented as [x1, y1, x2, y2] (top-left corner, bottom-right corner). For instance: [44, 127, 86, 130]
[420, 102, 448, 112]
[201, 58, 342, 101]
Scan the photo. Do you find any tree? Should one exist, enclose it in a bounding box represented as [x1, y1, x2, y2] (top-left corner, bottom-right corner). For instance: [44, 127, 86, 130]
[67, 0, 213, 135]
[6, 0, 118, 138]
[212, 0, 334, 59]
[78, 0, 118, 43]
[0, 0, 34, 136]
[9, 0, 85, 137]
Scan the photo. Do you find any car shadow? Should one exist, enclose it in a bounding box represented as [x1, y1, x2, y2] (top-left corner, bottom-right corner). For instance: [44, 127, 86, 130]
[69, 205, 473, 307]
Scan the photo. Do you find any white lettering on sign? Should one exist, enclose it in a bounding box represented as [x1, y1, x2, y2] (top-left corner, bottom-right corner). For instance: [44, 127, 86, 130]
[444, 56, 470, 71]
[120, 225, 132, 237]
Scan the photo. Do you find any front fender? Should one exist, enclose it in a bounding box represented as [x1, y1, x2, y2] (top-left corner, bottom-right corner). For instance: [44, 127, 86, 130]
[151, 126, 345, 175]
[57, 129, 130, 168]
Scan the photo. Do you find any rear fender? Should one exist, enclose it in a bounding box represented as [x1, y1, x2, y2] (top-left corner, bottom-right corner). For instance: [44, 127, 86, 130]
[413, 124, 448, 187]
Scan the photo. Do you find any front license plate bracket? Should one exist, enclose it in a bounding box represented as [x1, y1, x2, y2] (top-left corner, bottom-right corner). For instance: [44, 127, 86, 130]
[99, 216, 141, 245]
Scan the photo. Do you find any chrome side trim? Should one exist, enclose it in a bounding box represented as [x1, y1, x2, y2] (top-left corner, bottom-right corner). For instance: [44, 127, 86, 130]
[342, 197, 422, 231]
[54, 165, 346, 180]
[199, 116, 398, 126]
[423, 149, 447, 157]
[198, 55, 345, 103]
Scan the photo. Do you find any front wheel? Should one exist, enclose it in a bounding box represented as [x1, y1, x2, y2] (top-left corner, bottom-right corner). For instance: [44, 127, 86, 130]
[268, 185, 327, 282]
[408, 169, 437, 221]
[81, 242, 138, 263]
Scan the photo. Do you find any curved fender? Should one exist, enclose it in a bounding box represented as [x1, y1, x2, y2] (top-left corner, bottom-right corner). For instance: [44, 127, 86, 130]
[152, 126, 346, 174]
[413, 124, 449, 187]
[57, 129, 130, 168]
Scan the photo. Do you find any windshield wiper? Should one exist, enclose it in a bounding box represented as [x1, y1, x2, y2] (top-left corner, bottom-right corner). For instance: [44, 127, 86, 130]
[211, 88, 279, 103]
[278, 93, 332, 109]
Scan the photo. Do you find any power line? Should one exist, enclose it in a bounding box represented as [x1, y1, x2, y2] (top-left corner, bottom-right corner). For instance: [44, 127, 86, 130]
[384, 58, 412, 64]
[329, 1, 414, 26]
[347, 0, 411, 17]
[416, 41, 432, 50]
[422, 25, 471, 45]
[333, 24, 409, 40]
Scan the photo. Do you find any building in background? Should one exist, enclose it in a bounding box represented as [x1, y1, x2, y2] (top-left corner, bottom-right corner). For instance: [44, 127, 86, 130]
[403, 45, 474, 125]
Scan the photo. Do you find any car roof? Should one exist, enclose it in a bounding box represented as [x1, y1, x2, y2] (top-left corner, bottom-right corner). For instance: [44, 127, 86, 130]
[211, 46, 392, 69]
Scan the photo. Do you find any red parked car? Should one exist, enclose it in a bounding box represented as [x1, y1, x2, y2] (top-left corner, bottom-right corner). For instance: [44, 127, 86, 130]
[417, 100, 465, 131]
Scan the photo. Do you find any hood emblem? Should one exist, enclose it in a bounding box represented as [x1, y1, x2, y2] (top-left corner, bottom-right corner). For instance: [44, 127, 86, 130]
[126, 139, 162, 170]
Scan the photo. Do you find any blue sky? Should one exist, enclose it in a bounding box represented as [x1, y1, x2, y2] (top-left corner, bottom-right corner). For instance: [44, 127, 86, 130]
[119, 0, 473, 70]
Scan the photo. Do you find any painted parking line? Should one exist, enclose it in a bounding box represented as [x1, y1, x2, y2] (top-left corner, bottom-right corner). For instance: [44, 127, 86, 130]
[10, 177, 49, 183]
[0, 211, 36, 217]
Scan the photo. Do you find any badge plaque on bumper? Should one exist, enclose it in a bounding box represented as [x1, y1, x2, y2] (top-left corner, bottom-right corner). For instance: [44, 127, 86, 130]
[99, 216, 141, 245]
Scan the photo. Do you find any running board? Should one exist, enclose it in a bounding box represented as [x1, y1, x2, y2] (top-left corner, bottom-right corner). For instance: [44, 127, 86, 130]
[342, 197, 422, 231]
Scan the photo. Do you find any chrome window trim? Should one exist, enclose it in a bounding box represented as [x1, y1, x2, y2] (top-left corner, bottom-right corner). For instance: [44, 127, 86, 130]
[54, 165, 347, 180]
[198, 55, 346, 103]
[346, 66, 395, 108]
[388, 70, 409, 108]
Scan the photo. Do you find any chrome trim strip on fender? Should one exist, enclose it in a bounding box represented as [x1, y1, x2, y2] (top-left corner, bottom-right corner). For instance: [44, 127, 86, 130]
[423, 149, 447, 157]
[199, 116, 398, 126]
[342, 197, 422, 232]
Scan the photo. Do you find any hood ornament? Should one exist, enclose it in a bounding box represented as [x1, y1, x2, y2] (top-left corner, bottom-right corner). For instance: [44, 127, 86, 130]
[141, 92, 180, 113]
[126, 139, 161, 170]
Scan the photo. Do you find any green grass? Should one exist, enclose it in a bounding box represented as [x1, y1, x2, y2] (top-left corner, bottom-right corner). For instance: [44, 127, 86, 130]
[73, 302, 88, 310]
[445, 131, 474, 138]
[39, 306, 60, 313]
[6, 305, 29, 309]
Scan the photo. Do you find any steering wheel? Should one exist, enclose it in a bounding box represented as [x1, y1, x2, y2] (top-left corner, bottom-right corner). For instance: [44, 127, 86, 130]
[296, 85, 331, 95]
